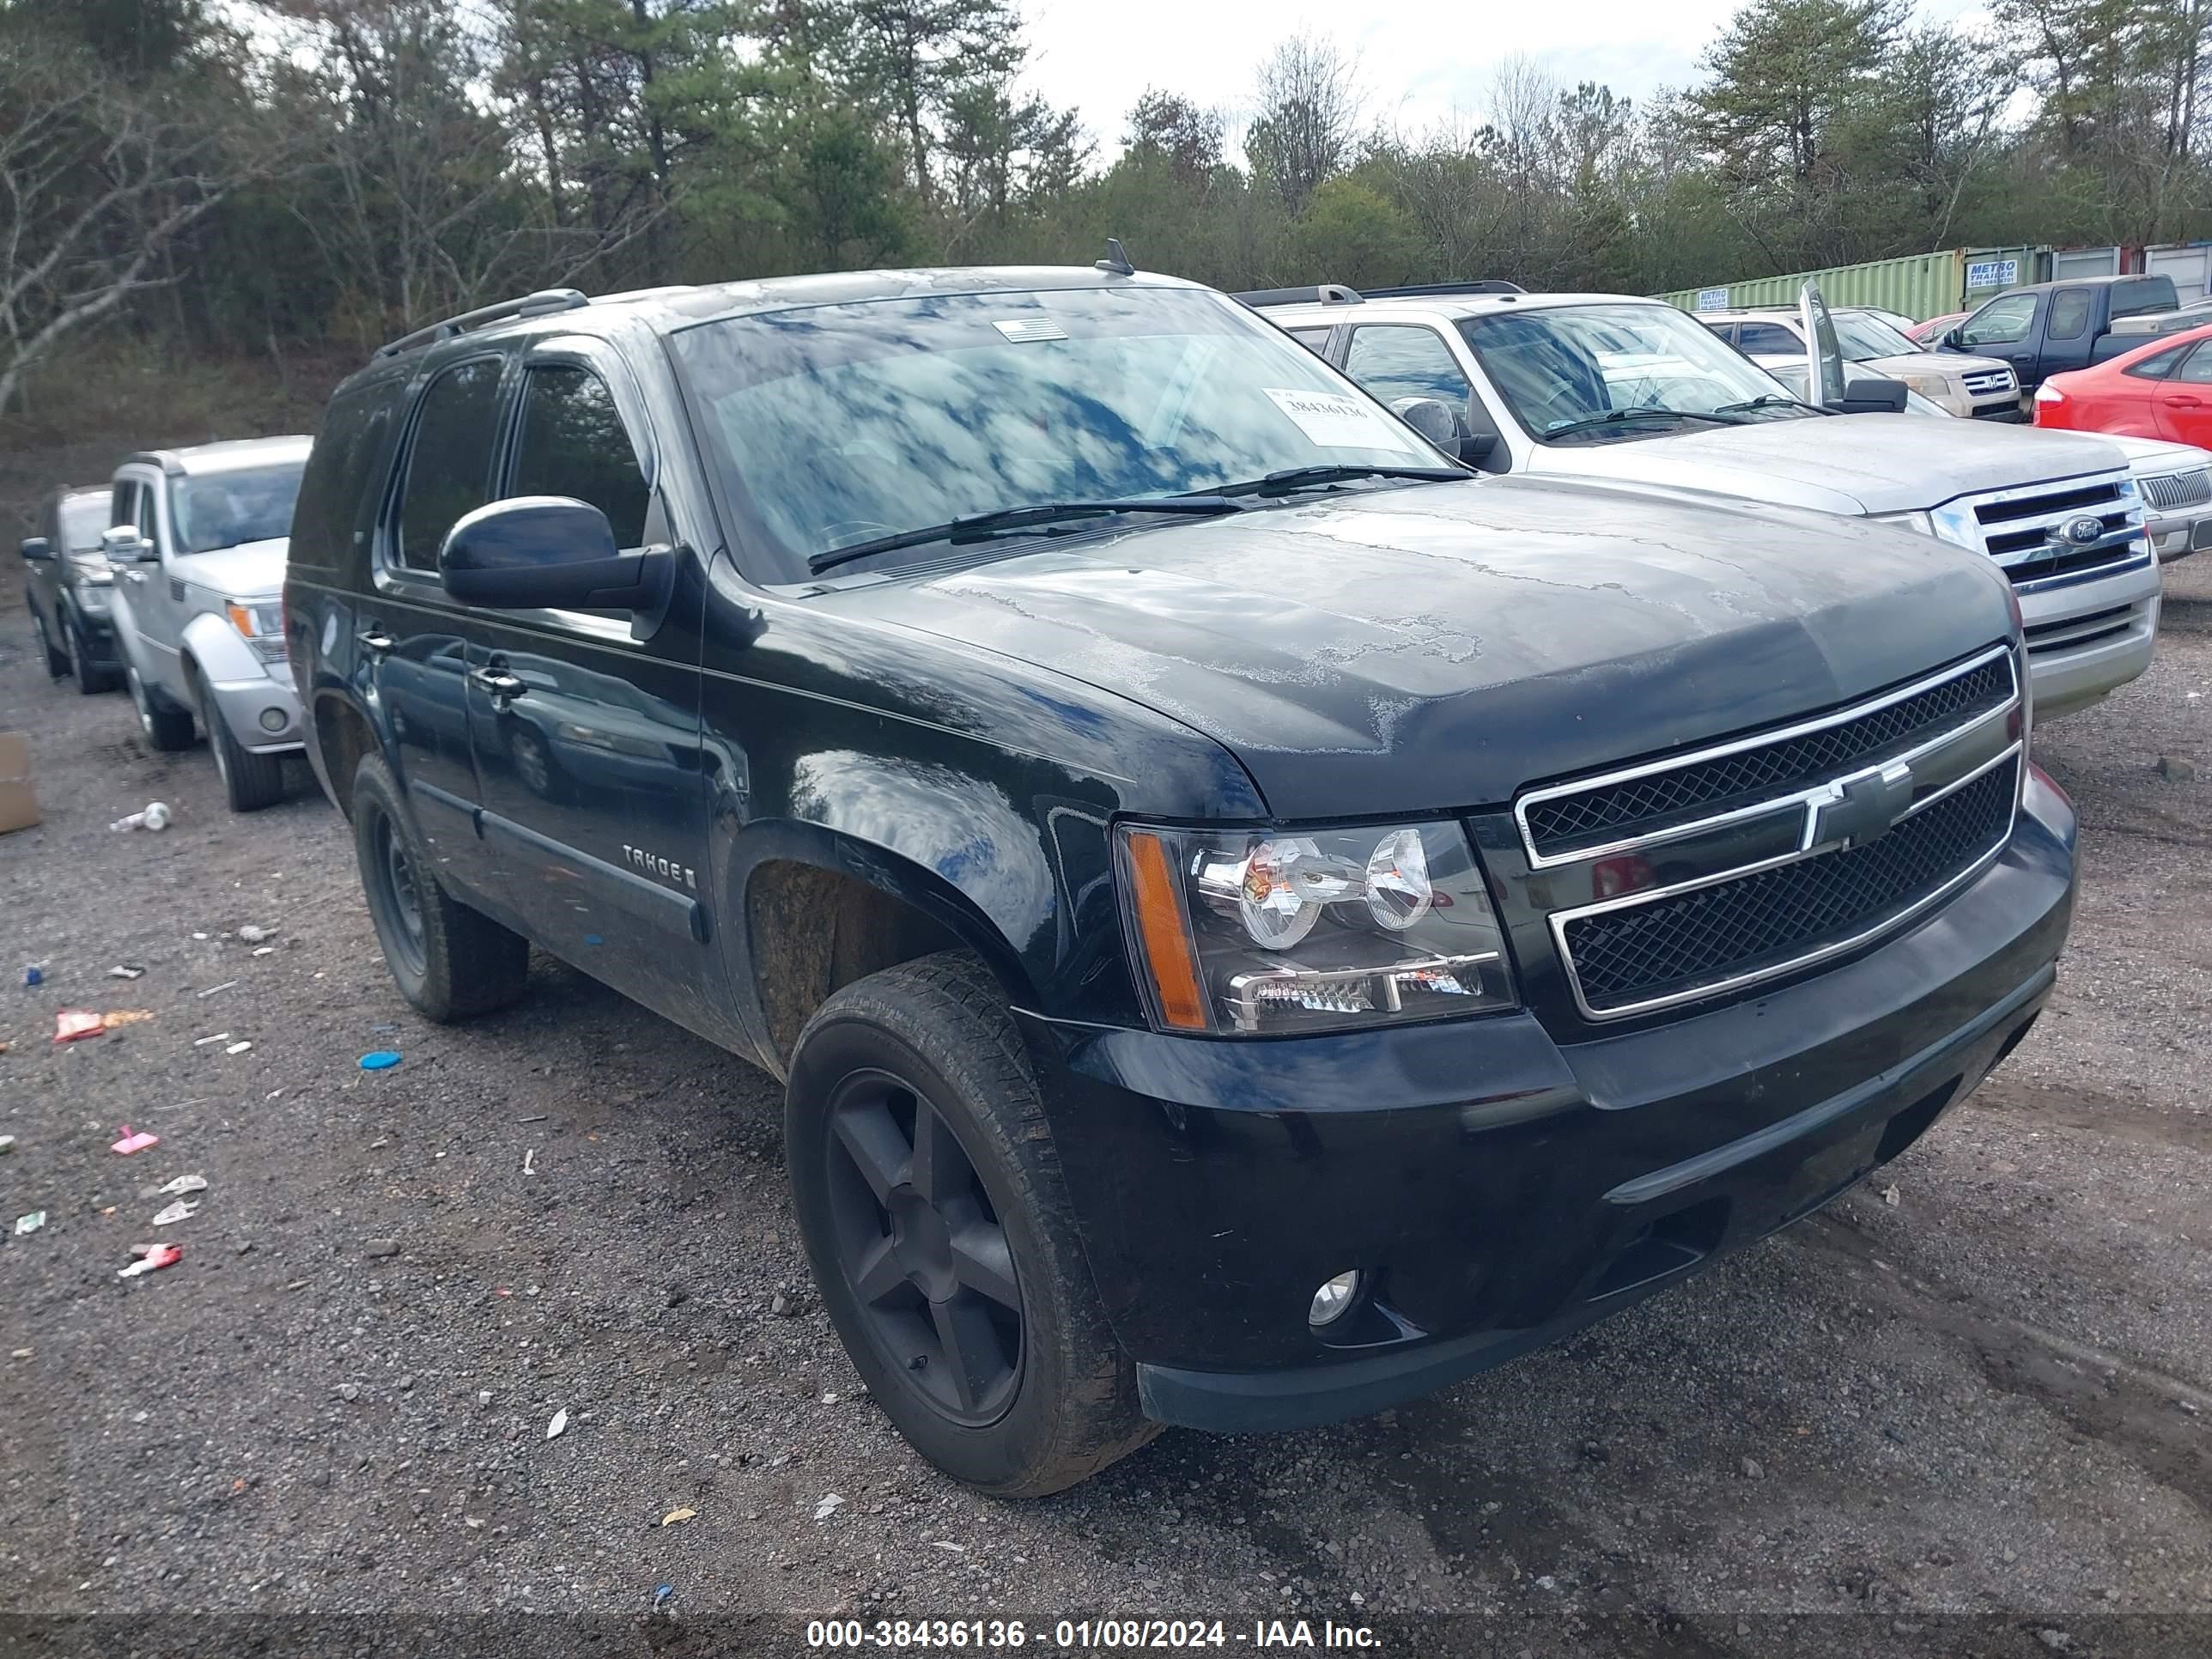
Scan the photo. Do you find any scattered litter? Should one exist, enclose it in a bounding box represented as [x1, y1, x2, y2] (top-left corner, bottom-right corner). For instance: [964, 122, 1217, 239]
[364, 1238, 400, 1259]
[15, 1212, 46, 1236]
[252, 946, 275, 957]
[24, 963, 44, 987]
[928, 1540, 966, 1553]
[9, 1349, 30, 1359]
[370, 1023, 398, 1035]
[55, 1010, 105, 1042]
[108, 965, 144, 980]
[821, 1392, 841, 1405]
[517, 1114, 548, 1124]
[151, 1200, 199, 1226]
[194, 1033, 232, 1047]
[522, 1147, 537, 1176]
[197, 981, 239, 999]
[264, 1088, 283, 1100]
[2154, 756, 2196, 784]
[104, 1010, 154, 1029]
[0, 1135, 14, 1154]
[659, 1506, 696, 1527]
[111, 1127, 161, 1155]
[191, 932, 208, 940]
[238, 925, 272, 943]
[360, 1051, 402, 1071]
[478, 1390, 493, 1407]
[1881, 1183, 1901, 1207]
[811, 1493, 845, 1522]
[224, 1041, 252, 1056]
[545, 1408, 568, 1441]
[653, 1584, 675, 1614]
[157, 1175, 209, 1196]
[109, 802, 172, 832]
[118, 1243, 183, 1279]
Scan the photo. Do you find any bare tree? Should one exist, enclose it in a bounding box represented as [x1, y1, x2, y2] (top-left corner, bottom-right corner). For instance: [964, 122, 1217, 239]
[1244, 33, 1360, 211]
[0, 29, 255, 413]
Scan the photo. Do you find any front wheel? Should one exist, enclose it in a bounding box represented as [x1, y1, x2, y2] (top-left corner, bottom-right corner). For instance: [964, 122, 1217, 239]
[351, 752, 530, 1022]
[128, 662, 195, 751]
[33, 608, 68, 678]
[787, 952, 1157, 1497]
[70, 617, 116, 695]
[201, 684, 288, 812]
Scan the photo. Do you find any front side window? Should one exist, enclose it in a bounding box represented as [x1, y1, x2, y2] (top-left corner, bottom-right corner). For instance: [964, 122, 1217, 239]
[1344, 325, 1474, 408]
[2177, 342, 2212, 385]
[1961, 294, 2036, 348]
[508, 365, 651, 550]
[1456, 302, 1814, 446]
[673, 286, 1432, 583]
[167, 463, 307, 556]
[2047, 289, 2094, 341]
[1735, 321, 1801, 356]
[396, 356, 505, 572]
[111, 480, 144, 531]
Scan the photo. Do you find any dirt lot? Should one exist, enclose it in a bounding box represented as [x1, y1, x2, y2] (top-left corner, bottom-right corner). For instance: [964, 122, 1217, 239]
[3, 538, 2209, 1658]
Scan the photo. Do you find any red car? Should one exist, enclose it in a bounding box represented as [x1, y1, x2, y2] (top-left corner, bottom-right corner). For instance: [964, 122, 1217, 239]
[1910, 311, 1970, 344]
[2033, 322, 2212, 445]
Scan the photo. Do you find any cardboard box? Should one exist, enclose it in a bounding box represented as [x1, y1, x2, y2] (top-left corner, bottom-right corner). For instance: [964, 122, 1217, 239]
[0, 732, 40, 833]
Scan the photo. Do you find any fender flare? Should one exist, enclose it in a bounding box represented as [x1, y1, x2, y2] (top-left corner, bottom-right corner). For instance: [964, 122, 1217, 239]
[179, 609, 266, 688]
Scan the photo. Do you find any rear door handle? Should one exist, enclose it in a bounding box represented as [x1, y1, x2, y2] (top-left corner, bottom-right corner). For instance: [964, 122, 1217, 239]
[2164, 395, 2204, 408]
[470, 667, 526, 700]
[357, 629, 395, 659]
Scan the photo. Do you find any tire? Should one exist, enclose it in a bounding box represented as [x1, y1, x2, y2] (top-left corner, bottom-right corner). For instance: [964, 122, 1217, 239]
[200, 681, 288, 812]
[128, 661, 196, 751]
[787, 951, 1157, 1497]
[351, 752, 530, 1022]
[33, 607, 68, 678]
[68, 614, 116, 694]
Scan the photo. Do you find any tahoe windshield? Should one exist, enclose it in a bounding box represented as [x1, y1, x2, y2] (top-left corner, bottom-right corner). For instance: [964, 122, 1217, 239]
[672, 286, 1441, 582]
[167, 463, 306, 555]
[1457, 302, 1817, 445]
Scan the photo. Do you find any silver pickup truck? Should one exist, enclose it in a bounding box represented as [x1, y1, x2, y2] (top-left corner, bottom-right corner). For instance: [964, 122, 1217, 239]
[1261, 283, 2160, 720]
[104, 437, 311, 811]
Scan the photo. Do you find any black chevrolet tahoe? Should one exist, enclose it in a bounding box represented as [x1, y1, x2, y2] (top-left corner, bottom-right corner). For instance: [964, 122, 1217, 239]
[283, 263, 2077, 1497]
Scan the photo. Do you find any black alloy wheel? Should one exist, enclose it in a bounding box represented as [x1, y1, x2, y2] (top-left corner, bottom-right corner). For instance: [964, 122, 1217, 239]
[365, 799, 429, 981]
[823, 1069, 1024, 1425]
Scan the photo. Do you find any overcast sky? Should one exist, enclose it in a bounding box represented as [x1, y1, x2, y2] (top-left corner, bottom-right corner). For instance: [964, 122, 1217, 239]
[1018, 0, 1991, 156]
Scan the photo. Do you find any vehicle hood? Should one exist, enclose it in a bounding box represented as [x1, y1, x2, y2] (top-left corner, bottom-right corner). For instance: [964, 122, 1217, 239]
[842, 477, 2019, 819]
[2097, 432, 2212, 474]
[1864, 349, 2010, 380]
[1547, 416, 2130, 516]
[175, 538, 289, 599]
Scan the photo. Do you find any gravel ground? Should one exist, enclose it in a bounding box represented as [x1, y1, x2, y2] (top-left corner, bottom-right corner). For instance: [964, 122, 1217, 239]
[2, 547, 2208, 1659]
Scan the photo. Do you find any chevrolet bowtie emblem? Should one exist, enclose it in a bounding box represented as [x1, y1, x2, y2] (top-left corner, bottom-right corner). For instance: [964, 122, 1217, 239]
[1808, 759, 1914, 851]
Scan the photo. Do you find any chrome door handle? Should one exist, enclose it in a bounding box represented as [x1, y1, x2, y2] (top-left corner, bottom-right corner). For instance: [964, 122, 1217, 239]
[358, 629, 395, 659]
[470, 667, 526, 700]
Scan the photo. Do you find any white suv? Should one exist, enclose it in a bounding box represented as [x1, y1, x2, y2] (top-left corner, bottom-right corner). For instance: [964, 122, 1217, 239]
[1699, 306, 2023, 421]
[1261, 283, 2160, 721]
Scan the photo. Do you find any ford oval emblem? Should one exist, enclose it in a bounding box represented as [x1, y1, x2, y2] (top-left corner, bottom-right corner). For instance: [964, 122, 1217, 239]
[2062, 515, 2106, 545]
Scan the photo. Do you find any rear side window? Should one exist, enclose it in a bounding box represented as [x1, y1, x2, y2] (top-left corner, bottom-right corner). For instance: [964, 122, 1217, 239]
[2047, 289, 2093, 340]
[395, 356, 505, 572]
[1285, 327, 1330, 354]
[2124, 343, 2191, 380]
[1344, 325, 1474, 407]
[1735, 321, 1801, 355]
[2113, 278, 2177, 320]
[292, 380, 398, 570]
[507, 365, 650, 549]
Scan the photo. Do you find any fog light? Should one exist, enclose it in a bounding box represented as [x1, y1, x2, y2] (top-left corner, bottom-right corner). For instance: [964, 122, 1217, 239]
[258, 707, 287, 732]
[1309, 1270, 1362, 1327]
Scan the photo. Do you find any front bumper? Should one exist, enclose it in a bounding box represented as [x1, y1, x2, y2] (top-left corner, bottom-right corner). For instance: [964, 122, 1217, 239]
[204, 659, 307, 754]
[1022, 772, 2076, 1433]
[2016, 553, 2162, 720]
[2145, 506, 2212, 564]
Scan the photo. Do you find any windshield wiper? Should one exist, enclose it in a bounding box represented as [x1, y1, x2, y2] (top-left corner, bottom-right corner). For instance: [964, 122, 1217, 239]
[1711, 394, 1818, 416]
[806, 497, 1242, 575]
[1543, 409, 1741, 440]
[1209, 464, 1466, 498]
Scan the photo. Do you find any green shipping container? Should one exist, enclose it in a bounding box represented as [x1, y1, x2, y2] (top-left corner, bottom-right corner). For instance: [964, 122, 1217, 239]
[1656, 246, 2049, 323]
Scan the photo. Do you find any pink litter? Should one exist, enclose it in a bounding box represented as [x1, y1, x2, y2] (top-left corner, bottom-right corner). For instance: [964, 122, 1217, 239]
[111, 1126, 161, 1155]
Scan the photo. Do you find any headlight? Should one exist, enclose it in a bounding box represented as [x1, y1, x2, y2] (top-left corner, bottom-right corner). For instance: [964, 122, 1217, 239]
[1115, 820, 1516, 1035]
[1870, 510, 1935, 536]
[226, 598, 289, 665]
[1899, 374, 1952, 399]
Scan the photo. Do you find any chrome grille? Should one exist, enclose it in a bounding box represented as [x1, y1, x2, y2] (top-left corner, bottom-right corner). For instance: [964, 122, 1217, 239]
[2141, 469, 2212, 511]
[1518, 652, 2013, 861]
[1945, 471, 2147, 589]
[1559, 757, 2019, 1016]
[1960, 368, 2015, 396]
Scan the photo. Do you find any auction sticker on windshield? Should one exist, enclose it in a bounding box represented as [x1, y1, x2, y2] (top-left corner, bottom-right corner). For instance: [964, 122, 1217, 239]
[1265, 387, 1420, 452]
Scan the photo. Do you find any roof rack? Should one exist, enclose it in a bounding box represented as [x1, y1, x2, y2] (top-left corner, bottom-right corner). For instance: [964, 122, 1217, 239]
[1358, 280, 1526, 298]
[1234, 283, 1365, 309]
[374, 288, 591, 360]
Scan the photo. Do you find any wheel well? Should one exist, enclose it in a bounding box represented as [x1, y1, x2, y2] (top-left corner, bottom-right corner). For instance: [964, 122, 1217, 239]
[747, 860, 969, 1073]
[315, 696, 377, 819]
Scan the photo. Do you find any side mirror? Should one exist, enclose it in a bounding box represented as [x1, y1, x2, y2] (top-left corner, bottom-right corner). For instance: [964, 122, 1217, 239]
[1830, 378, 1910, 416]
[1461, 431, 1499, 467]
[1390, 396, 1468, 459]
[440, 496, 672, 612]
[101, 525, 149, 563]
[19, 537, 52, 562]
[1940, 327, 1965, 351]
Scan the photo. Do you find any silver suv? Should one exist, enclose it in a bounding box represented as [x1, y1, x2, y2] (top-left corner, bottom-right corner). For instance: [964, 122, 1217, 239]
[105, 437, 311, 811]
